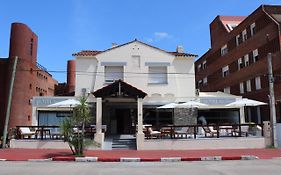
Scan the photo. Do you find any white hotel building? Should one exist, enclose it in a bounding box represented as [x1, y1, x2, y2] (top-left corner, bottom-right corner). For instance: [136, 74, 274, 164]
[24, 40, 267, 150]
[73, 39, 197, 148]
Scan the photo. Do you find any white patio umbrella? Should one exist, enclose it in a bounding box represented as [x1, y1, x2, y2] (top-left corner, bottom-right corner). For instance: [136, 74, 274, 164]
[176, 100, 208, 108]
[47, 99, 81, 108]
[226, 98, 267, 123]
[157, 103, 178, 109]
[225, 98, 267, 107]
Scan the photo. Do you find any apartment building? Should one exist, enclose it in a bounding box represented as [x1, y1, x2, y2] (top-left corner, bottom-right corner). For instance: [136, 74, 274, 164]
[195, 5, 281, 123]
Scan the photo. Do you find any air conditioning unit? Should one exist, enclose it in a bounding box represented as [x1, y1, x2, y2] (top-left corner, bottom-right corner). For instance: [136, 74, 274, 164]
[105, 79, 114, 83]
[81, 88, 90, 95]
[195, 89, 200, 96]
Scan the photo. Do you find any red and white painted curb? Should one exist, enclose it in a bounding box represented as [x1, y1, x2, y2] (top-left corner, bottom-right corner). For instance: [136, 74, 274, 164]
[49, 155, 259, 162]
[0, 155, 260, 162]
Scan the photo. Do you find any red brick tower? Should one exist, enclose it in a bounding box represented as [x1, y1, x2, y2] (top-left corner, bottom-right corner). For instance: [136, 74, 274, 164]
[1, 23, 58, 130]
[6, 23, 39, 127]
[67, 60, 76, 93]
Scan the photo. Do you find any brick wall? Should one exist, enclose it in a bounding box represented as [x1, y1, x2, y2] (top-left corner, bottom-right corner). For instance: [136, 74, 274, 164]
[195, 5, 281, 122]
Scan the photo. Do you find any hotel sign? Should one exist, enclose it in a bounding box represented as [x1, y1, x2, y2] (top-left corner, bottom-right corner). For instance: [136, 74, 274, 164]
[200, 98, 235, 105]
[32, 97, 70, 107]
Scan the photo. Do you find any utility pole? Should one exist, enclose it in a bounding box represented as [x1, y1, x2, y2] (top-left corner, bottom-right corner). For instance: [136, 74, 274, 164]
[267, 52, 278, 148]
[2, 56, 18, 148]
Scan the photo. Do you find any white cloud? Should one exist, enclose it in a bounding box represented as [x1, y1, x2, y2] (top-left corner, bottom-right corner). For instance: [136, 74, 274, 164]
[145, 32, 172, 43]
[154, 32, 170, 39]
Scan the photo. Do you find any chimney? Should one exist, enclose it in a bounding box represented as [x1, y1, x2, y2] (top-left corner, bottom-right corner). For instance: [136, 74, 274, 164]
[112, 43, 118, 48]
[67, 60, 76, 93]
[176, 45, 184, 53]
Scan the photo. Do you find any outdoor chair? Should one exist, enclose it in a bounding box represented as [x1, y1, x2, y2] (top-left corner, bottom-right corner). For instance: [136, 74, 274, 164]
[233, 125, 249, 137]
[147, 127, 161, 139]
[50, 128, 63, 139]
[174, 127, 189, 139]
[202, 126, 218, 137]
[19, 127, 36, 139]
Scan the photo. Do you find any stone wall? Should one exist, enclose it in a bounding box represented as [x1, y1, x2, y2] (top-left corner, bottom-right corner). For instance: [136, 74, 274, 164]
[173, 108, 197, 125]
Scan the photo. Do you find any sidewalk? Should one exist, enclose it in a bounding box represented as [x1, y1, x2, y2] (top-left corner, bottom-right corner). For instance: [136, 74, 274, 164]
[1, 148, 281, 161]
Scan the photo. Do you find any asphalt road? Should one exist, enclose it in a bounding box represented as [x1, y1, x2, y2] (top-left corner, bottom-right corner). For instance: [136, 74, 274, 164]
[0, 159, 281, 175]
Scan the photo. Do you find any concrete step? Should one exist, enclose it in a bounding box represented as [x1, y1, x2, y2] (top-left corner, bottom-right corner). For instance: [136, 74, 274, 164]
[112, 137, 136, 150]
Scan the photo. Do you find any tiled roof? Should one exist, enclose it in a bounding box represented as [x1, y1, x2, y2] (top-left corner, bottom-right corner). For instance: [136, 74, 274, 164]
[219, 16, 246, 22]
[72, 50, 103, 56]
[168, 52, 198, 57]
[219, 16, 247, 32]
[72, 39, 197, 58]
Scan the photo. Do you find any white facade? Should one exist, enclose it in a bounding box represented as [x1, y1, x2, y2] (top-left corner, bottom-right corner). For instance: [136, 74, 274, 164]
[75, 40, 196, 103]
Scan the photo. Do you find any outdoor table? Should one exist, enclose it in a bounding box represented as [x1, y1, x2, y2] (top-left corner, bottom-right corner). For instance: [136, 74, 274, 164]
[160, 127, 174, 139]
[219, 126, 234, 136]
[35, 127, 51, 140]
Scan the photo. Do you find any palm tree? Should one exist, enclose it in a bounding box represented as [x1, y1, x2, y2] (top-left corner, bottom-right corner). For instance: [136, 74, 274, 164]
[61, 96, 92, 156]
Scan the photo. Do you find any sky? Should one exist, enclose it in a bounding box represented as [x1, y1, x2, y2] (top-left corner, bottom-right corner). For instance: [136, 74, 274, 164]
[1, 0, 280, 82]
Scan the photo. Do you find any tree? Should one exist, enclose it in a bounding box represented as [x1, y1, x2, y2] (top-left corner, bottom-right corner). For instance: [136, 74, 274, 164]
[61, 96, 96, 156]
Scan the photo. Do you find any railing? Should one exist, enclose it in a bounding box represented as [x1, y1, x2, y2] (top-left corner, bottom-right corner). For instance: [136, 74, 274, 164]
[15, 125, 106, 140]
[36, 62, 52, 76]
[144, 123, 264, 139]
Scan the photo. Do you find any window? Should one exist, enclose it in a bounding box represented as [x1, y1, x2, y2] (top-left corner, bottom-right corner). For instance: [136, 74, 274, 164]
[198, 80, 203, 87]
[226, 24, 238, 31]
[240, 82, 244, 94]
[255, 76, 261, 90]
[238, 58, 243, 70]
[132, 55, 140, 67]
[203, 77, 207, 85]
[244, 54, 249, 67]
[246, 80, 251, 92]
[250, 23, 256, 36]
[253, 49, 259, 62]
[236, 34, 242, 46]
[104, 66, 124, 83]
[30, 38, 33, 56]
[148, 66, 167, 84]
[197, 64, 202, 72]
[242, 29, 247, 41]
[224, 87, 230, 94]
[221, 44, 228, 56]
[202, 61, 207, 69]
[222, 65, 229, 77]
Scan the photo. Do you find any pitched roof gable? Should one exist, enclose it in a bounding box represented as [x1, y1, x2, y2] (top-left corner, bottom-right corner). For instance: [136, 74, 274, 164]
[72, 39, 197, 58]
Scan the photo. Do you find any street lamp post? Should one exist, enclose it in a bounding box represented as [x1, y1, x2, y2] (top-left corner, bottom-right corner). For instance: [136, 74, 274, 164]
[267, 52, 278, 148]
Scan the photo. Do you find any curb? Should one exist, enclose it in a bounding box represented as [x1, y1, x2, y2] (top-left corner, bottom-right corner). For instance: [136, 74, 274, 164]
[1, 155, 260, 162]
[241, 155, 259, 160]
[52, 156, 75, 161]
[75, 157, 98, 162]
[120, 157, 140, 162]
[97, 157, 120, 162]
[28, 158, 52, 162]
[161, 157, 181, 162]
[201, 156, 222, 161]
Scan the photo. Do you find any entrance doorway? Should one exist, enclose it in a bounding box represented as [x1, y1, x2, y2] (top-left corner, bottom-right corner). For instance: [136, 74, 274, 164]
[115, 108, 136, 134]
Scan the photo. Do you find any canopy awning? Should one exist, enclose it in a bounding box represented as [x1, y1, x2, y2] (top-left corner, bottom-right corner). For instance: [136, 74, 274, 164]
[92, 80, 147, 99]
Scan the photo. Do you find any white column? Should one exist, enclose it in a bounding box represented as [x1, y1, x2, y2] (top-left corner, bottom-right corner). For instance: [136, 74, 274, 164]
[137, 98, 143, 134]
[240, 107, 245, 123]
[96, 97, 102, 134]
[94, 97, 104, 149]
[136, 98, 144, 150]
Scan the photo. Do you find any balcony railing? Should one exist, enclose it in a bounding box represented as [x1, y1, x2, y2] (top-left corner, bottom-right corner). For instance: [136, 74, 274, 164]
[15, 125, 106, 140]
[144, 123, 264, 139]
